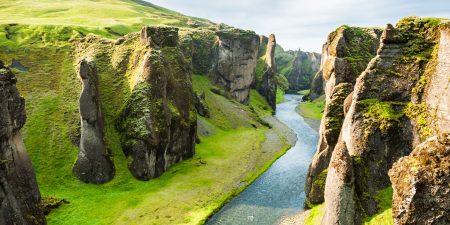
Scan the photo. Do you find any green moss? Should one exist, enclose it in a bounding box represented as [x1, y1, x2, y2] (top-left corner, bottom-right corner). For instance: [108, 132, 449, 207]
[310, 169, 328, 199]
[305, 203, 326, 225]
[364, 187, 393, 225]
[360, 99, 406, 133]
[404, 103, 433, 139]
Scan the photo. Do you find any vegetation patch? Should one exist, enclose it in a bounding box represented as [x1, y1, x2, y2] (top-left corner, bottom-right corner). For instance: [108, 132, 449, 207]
[305, 203, 326, 225]
[360, 99, 406, 133]
[404, 103, 433, 140]
[297, 95, 325, 120]
[364, 187, 394, 225]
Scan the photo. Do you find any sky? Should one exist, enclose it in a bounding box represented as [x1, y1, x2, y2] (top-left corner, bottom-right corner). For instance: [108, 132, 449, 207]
[146, 0, 450, 53]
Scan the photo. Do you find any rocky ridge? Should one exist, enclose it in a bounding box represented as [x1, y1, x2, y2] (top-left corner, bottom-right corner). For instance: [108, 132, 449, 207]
[305, 25, 383, 205]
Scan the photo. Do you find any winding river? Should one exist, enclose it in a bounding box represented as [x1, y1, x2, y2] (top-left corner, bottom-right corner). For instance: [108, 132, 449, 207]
[207, 94, 320, 225]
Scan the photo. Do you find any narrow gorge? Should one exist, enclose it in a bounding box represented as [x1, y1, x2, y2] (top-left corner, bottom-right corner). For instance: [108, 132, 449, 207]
[0, 1, 448, 225]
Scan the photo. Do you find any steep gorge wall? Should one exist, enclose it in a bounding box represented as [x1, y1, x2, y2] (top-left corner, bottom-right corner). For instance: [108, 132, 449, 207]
[0, 62, 46, 224]
[211, 29, 260, 104]
[319, 17, 450, 224]
[287, 50, 321, 91]
[256, 34, 277, 110]
[73, 26, 197, 181]
[305, 26, 382, 205]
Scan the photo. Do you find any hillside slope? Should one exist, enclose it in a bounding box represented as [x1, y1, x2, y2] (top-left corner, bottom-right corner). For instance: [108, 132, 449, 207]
[0, 1, 294, 224]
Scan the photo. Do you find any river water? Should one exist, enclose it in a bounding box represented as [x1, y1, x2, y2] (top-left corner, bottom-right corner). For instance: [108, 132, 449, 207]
[207, 94, 320, 225]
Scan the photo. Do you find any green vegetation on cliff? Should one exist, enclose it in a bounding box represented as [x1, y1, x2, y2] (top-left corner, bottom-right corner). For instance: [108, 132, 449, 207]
[0, 1, 293, 223]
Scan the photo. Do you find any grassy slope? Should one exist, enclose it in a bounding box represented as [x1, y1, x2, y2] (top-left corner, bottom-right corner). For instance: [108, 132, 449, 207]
[0, 1, 292, 224]
[0, 0, 214, 35]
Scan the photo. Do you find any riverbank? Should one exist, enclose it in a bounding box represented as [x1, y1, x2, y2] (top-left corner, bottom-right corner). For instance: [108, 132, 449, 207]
[295, 95, 325, 131]
[207, 95, 320, 225]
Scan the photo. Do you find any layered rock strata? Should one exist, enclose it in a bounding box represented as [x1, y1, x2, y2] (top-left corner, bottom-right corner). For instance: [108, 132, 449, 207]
[257, 34, 277, 110]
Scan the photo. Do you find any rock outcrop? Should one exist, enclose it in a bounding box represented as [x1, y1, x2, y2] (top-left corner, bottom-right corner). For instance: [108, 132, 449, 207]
[0, 62, 46, 224]
[389, 134, 449, 225]
[388, 20, 450, 225]
[287, 50, 321, 91]
[116, 27, 197, 180]
[305, 26, 382, 205]
[73, 58, 115, 184]
[257, 34, 277, 110]
[306, 70, 325, 100]
[210, 29, 260, 104]
[320, 17, 450, 224]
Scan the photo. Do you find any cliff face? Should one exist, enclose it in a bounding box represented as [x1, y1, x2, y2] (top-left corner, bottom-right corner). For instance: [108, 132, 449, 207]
[256, 34, 277, 110]
[211, 29, 260, 104]
[0, 62, 46, 224]
[116, 27, 197, 180]
[320, 17, 450, 224]
[287, 50, 321, 91]
[305, 26, 382, 205]
[388, 21, 450, 225]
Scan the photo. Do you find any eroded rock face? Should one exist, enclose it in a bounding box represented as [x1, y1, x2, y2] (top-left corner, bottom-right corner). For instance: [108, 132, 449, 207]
[305, 26, 382, 205]
[73, 59, 115, 184]
[321, 17, 449, 223]
[287, 51, 321, 91]
[117, 26, 197, 181]
[0, 62, 46, 224]
[257, 34, 277, 110]
[211, 29, 260, 104]
[388, 22, 450, 225]
[307, 70, 325, 100]
[389, 135, 450, 225]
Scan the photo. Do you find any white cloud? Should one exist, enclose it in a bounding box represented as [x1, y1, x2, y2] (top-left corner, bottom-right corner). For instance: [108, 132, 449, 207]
[147, 0, 450, 52]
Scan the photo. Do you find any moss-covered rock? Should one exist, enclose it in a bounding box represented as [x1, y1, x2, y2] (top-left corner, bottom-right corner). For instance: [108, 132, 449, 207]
[305, 25, 382, 206]
[116, 27, 197, 180]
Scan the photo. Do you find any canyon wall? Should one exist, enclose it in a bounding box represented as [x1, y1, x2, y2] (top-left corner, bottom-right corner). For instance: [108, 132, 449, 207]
[305, 26, 382, 205]
[256, 34, 277, 110]
[210, 29, 260, 104]
[287, 50, 321, 91]
[0, 62, 46, 224]
[318, 17, 450, 224]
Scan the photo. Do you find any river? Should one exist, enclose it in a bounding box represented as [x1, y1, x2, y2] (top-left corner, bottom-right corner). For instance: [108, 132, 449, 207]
[206, 94, 320, 225]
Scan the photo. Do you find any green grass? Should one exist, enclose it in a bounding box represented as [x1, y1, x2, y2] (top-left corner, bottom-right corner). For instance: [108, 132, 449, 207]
[297, 95, 325, 120]
[305, 203, 325, 225]
[364, 187, 394, 225]
[276, 89, 285, 104]
[0, 3, 293, 224]
[298, 89, 310, 95]
[0, 0, 214, 36]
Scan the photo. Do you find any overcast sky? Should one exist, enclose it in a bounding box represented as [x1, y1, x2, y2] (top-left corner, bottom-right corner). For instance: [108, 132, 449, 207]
[147, 0, 450, 52]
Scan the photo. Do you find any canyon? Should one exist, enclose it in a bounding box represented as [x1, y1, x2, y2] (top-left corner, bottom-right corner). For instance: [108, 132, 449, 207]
[0, 1, 449, 225]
